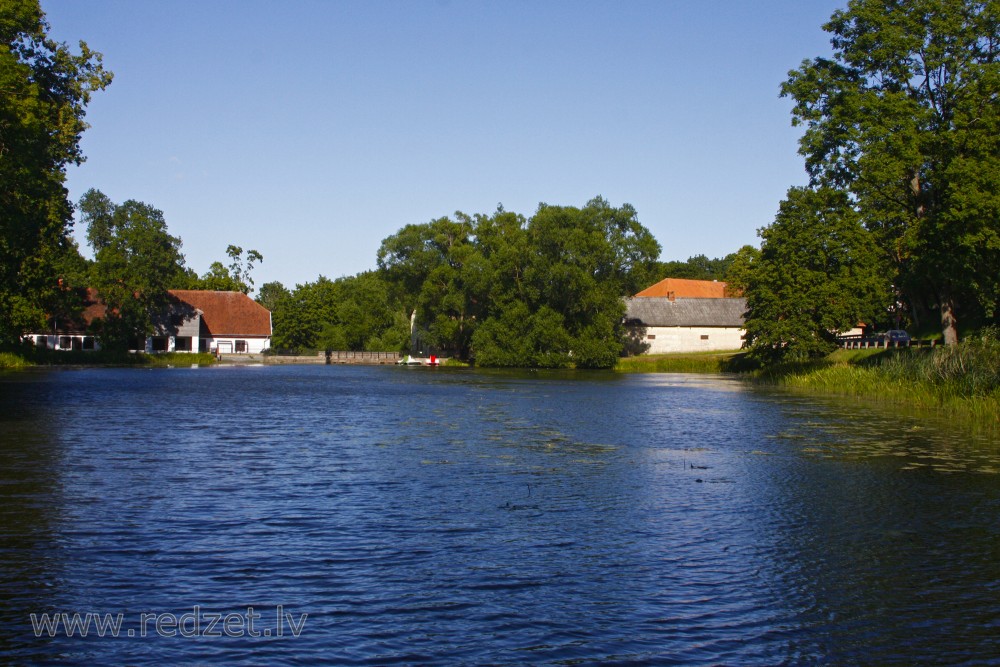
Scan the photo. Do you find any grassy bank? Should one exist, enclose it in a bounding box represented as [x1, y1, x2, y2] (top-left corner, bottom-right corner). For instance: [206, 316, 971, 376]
[753, 341, 1000, 428]
[0, 350, 218, 369]
[616, 350, 743, 374]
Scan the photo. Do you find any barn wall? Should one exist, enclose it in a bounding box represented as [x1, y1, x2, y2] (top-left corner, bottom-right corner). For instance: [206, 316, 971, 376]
[640, 326, 745, 354]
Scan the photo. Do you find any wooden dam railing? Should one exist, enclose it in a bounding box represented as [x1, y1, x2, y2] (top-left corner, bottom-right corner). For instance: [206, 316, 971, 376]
[325, 351, 402, 364]
[263, 351, 403, 365]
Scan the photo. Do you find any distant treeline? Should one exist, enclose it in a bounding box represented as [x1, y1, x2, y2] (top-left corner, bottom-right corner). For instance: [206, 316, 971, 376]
[261, 199, 738, 368]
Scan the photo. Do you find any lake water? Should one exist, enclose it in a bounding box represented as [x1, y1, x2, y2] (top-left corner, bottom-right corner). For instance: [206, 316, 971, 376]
[1, 365, 998, 665]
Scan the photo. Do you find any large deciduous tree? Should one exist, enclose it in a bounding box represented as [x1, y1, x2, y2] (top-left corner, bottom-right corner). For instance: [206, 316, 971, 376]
[269, 197, 659, 367]
[782, 0, 1000, 344]
[742, 187, 891, 362]
[513, 197, 661, 368]
[79, 189, 187, 349]
[0, 0, 111, 345]
[377, 214, 485, 359]
[375, 197, 660, 367]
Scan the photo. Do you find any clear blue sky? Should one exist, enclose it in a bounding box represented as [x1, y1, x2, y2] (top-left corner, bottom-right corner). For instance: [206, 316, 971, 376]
[44, 0, 842, 290]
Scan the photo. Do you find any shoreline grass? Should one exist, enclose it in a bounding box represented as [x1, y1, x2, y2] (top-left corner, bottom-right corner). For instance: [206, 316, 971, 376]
[615, 350, 743, 374]
[755, 344, 1000, 429]
[0, 350, 218, 369]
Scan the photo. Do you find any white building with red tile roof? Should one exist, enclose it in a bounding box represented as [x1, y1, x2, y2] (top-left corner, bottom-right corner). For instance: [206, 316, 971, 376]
[162, 290, 272, 354]
[28, 290, 272, 354]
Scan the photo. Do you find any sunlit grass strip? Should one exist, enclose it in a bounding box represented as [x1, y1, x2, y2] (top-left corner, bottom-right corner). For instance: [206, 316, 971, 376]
[616, 351, 741, 374]
[617, 343, 1000, 429]
[141, 352, 218, 367]
[875, 340, 1000, 396]
[765, 365, 1000, 428]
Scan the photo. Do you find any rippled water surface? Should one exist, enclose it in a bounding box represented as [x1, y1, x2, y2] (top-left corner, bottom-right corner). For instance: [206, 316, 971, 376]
[1, 365, 999, 665]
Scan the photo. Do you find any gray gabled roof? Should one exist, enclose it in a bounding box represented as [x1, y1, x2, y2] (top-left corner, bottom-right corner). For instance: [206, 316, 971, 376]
[624, 297, 747, 327]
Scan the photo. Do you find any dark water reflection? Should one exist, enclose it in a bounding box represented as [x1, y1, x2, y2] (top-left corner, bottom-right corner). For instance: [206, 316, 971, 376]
[0, 366, 997, 665]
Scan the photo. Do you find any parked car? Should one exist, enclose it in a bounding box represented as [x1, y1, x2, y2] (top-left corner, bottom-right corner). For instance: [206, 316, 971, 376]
[882, 329, 911, 345]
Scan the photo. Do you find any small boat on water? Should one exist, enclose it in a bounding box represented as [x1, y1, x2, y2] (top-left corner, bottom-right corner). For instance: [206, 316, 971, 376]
[396, 355, 440, 367]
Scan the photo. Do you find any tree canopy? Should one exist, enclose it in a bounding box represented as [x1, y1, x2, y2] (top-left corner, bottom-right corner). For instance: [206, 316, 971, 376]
[781, 0, 1000, 344]
[742, 187, 891, 362]
[372, 197, 661, 367]
[263, 197, 660, 367]
[656, 254, 735, 282]
[190, 245, 263, 294]
[266, 273, 408, 353]
[79, 189, 187, 349]
[377, 214, 484, 359]
[0, 0, 111, 345]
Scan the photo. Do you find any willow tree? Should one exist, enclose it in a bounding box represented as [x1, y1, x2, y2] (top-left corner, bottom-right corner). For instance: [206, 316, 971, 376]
[0, 1, 112, 344]
[783, 0, 1000, 344]
[376, 198, 660, 367]
[472, 197, 661, 368]
[376, 214, 484, 359]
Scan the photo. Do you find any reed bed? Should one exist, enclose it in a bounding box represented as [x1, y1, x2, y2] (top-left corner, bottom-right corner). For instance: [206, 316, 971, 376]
[758, 337, 1000, 429]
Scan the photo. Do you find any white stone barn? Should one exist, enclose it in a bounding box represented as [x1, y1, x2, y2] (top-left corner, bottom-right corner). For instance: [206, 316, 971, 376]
[624, 297, 747, 354]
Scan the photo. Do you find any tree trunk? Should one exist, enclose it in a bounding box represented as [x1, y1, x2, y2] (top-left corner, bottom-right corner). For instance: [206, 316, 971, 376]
[940, 296, 959, 345]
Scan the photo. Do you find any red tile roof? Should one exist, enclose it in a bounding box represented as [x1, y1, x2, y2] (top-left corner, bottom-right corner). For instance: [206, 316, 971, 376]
[168, 290, 271, 337]
[634, 278, 732, 298]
